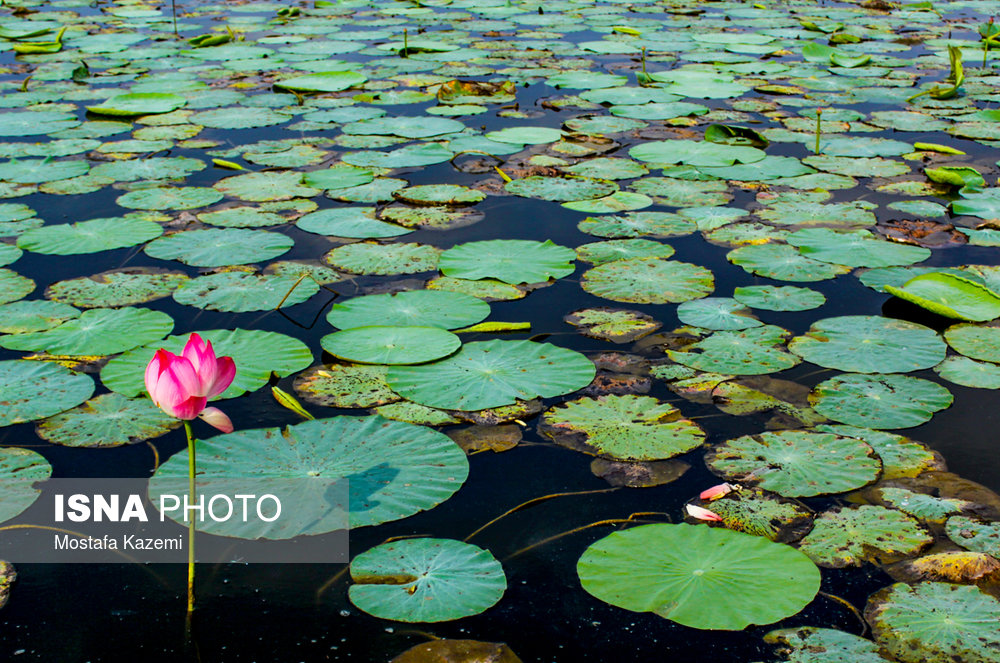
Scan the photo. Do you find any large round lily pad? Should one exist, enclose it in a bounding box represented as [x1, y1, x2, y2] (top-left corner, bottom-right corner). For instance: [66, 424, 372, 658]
[321, 326, 460, 365]
[144, 229, 294, 267]
[386, 340, 595, 411]
[101, 329, 312, 399]
[504, 176, 617, 202]
[577, 523, 821, 630]
[17, 217, 163, 255]
[798, 505, 932, 567]
[540, 395, 705, 461]
[349, 538, 506, 622]
[676, 297, 761, 331]
[0, 361, 94, 426]
[36, 392, 179, 447]
[116, 187, 223, 211]
[944, 324, 1000, 363]
[885, 273, 1000, 322]
[0, 300, 79, 333]
[581, 258, 714, 304]
[789, 316, 946, 374]
[294, 364, 400, 409]
[172, 271, 319, 312]
[88, 93, 187, 116]
[150, 415, 468, 531]
[0, 447, 52, 523]
[439, 240, 575, 285]
[327, 290, 489, 330]
[946, 516, 1000, 557]
[865, 582, 1000, 663]
[667, 326, 800, 375]
[810, 373, 953, 429]
[45, 269, 187, 308]
[0, 307, 173, 356]
[763, 627, 890, 663]
[706, 430, 881, 497]
[788, 228, 930, 268]
[324, 242, 440, 275]
[274, 71, 367, 92]
[728, 243, 851, 282]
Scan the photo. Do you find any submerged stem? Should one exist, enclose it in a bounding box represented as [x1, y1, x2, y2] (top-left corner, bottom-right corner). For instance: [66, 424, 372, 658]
[184, 421, 196, 617]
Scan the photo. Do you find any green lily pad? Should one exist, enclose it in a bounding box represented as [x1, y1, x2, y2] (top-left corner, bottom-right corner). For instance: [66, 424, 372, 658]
[581, 258, 714, 304]
[372, 401, 460, 426]
[439, 239, 575, 285]
[0, 111, 79, 137]
[561, 191, 653, 214]
[866, 582, 1000, 663]
[789, 316, 946, 374]
[0, 307, 172, 356]
[667, 326, 800, 376]
[16, 217, 162, 255]
[728, 243, 851, 282]
[145, 229, 294, 267]
[706, 430, 881, 497]
[809, 373, 953, 429]
[816, 424, 944, 480]
[733, 285, 825, 311]
[151, 415, 467, 531]
[0, 361, 94, 427]
[0, 447, 51, 523]
[876, 486, 970, 522]
[296, 207, 410, 239]
[577, 523, 821, 630]
[505, 176, 618, 202]
[885, 273, 1000, 322]
[342, 145, 453, 169]
[0, 300, 79, 333]
[798, 505, 931, 568]
[393, 184, 485, 206]
[321, 326, 460, 365]
[946, 516, 1000, 557]
[324, 242, 440, 275]
[88, 93, 187, 116]
[693, 489, 813, 542]
[172, 271, 319, 312]
[629, 140, 765, 167]
[327, 290, 489, 330]
[934, 356, 1000, 389]
[944, 324, 1000, 363]
[802, 155, 910, 178]
[36, 392, 179, 447]
[0, 269, 34, 304]
[0, 159, 89, 184]
[788, 228, 930, 268]
[676, 298, 762, 331]
[90, 157, 205, 183]
[578, 212, 695, 239]
[697, 155, 816, 181]
[343, 116, 464, 139]
[349, 538, 505, 622]
[214, 171, 320, 202]
[561, 157, 648, 179]
[386, 340, 595, 411]
[45, 269, 187, 308]
[764, 627, 889, 663]
[101, 329, 312, 399]
[485, 126, 563, 145]
[294, 364, 400, 409]
[630, 178, 732, 208]
[302, 164, 374, 191]
[274, 71, 367, 92]
[576, 239, 674, 265]
[189, 107, 290, 130]
[564, 308, 660, 343]
[116, 186, 224, 211]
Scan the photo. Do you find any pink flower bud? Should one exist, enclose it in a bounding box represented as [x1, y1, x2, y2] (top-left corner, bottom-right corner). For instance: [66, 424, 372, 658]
[699, 483, 735, 501]
[685, 504, 724, 522]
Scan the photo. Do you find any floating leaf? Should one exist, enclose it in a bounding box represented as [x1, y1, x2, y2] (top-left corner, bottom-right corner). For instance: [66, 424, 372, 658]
[328, 290, 489, 331]
[540, 394, 705, 461]
[274, 71, 367, 92]
[798, 505, 931, 568]
[0, 361, 93, 426]
[173, 271, 319, 312]
[733, 285, 825, 311]
[45, 269, 187, 308]
[810, 373, 953, 429]
[581, 258, 713, 304]
[763, 627, 890, 663]
[728, 244, 851, 282]
[817, 425, 945, 480]
[17, 217, 162, 255]
[505, 176, 617, 202]
[947, 516, 1000, 557]
[349, 538, 505, 622]
[36, 392, 179, 447]
[439, 239, 575, 285]
[668, 326, 800, 376]
[0, 307, 172, 356]
[88, 93, 187, 116]
[321, 326, 460, 365]
[885, 273, 1000, 322]
[706, 430, 880, 497]
[577, 523, 821, 630]
[676, 298, 761, 331]
[0, 300, 79, 333]
[145, 229, 294, 267]
[789, 316, 946, 374]
[788, 228, 930, 268]
[386, 340, 595, 411]
[0, 448, 51, 522]
[564, 307, 660, 343]
[294, 364, 399, 409]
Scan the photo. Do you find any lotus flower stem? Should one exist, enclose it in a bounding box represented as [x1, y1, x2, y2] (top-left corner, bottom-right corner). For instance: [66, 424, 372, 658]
[171, 0, 178, 37]
[184, 421, 196, 617]
[814, 108, 823, 154]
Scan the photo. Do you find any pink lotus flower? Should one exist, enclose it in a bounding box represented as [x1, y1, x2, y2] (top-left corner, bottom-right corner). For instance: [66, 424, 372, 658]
[685, 504, 724, 522]
[144, 333, 236, 433]
[699, 483, 735, 501]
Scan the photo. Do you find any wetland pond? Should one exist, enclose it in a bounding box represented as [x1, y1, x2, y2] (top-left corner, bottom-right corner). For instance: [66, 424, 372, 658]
[2, 0, 1000, 661]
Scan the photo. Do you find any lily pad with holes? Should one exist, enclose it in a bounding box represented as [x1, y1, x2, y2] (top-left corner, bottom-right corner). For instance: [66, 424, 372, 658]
[788, 228, 930, 268]
[667, 326, 800, 376]
[0, 448, 52, 523]
[539, 394, 704, 461]
[798, 505, 931, 568]
[577, 523, 820, 630]
[0, 307, 172, 356]
[885, 273, 1000, 322]
[728, 243, 851, 282]
[505, 176, 617, 202]
[582, 258, 713, 304]
[946, 516, 1000, 556]
[876, 486, 970, 523]
[101, 329, 311, 399]
[324, 242, 440, 275]
[172, 271, 319, 313]
[733, 285, 825, 311]
[321, 326, 460, 365]
[349, 538, 505, 622]
[789, 316, 946, 374]
[810, 373, 953, 429]
[439, 240, 575, 285]
[0, 361, 94, 427]
[145, 229, 294, 267]
[17, 217, 162, 255]
[705, 430, 881, 497]
[294, 364, 399, 409]
[387, 340, 595, 411]
[676, 298, 761, 331]
[327, 290, 489, 330]
[36, 392, 179, 447]
[45, 269, 187, 308]
[763, 627, 890, 663]
[866, 582, 1000, 663]
[564, 308, 660, 343]
[150, 415, 467, 531]
[88, 93, 187, 116]
[816, 425, 944, 480]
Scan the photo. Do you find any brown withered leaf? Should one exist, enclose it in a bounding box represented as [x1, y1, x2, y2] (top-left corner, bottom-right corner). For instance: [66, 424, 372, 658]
[448, 425, 522, 454]
[877, 219, 967, 248]
[887, 551, 1000, 585]
[590, 458, 690, 488]
[391, 639, 522, 663]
